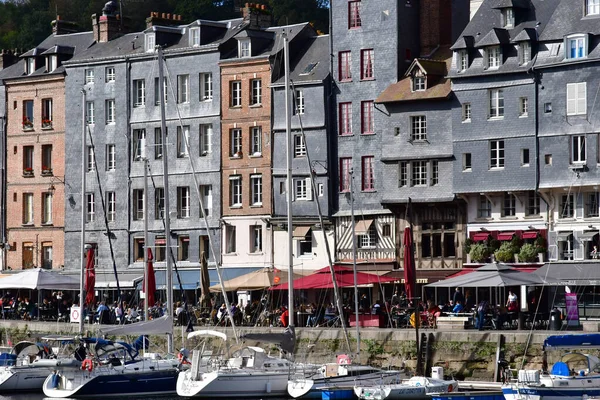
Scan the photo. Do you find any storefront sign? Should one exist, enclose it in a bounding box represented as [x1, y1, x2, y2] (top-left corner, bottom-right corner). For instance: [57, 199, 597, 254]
[565, 293, 580, 327]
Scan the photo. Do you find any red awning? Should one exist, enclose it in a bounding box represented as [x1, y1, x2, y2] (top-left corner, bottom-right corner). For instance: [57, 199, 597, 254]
[446, 269, 475, 279]
[472, 232, 491, 242]
[497, 232, 516, 241]
[522, 231, 538, 239]
[270, 265, 395, 290]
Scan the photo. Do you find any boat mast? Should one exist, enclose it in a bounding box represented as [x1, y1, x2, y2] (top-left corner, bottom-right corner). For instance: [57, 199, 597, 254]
[157, 47, 174, 353]
[78, 88, 87, 336]
[284, 30, 294, 328]
[143, 158, 149, 321]
[350, 169, 360, 362]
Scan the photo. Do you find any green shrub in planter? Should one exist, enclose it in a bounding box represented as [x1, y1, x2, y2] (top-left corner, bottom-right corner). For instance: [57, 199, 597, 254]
[464, 238, 474, 255]
[469, 243, 489, 262]
[494, 242, 515, 263]
[519, 243, 538, 263]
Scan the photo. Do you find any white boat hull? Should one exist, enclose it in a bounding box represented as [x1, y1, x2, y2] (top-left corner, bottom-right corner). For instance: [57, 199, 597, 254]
[177, 369, 289, 398]
[355, 377, 459, 400]
[502, 376, 600, 400]
[0, 358, 79, 392]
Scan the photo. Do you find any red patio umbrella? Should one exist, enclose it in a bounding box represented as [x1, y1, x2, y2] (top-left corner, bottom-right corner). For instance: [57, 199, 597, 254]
[85, 247, 95, 305]
[144, 248, 156, 307]
[270, 265, 395, 290]
[403, 227, 416, 301]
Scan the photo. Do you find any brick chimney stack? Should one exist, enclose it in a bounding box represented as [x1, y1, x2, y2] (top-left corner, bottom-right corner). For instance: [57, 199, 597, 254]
[0, 49, 19, 71]
[52, 16, 79, 35]
[91, 0, 122, 43]
[419, 0, 453, 56]
[242, 3, 271, 29]
[146, 12, 183, 29]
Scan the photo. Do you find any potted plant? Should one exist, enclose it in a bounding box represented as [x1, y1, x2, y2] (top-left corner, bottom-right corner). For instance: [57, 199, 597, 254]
[41, 118, 53, 128]
[469, 243, 489, 263]
[494, 241, 515, 263]
[22, 117, 33, 129]
[41, 165, 52, 175]
[518, 243, 538, 263]
[234, 151, 243, 158]
[535, 236, 547, 262]
[23, 167, 33, 176]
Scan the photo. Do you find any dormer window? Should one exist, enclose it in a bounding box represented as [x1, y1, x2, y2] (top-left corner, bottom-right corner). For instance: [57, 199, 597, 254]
[502, 8, 514, 28]
[565, 34, 587, 59]
[190, 27, 200, 47]
[47, 55, 57, 72]
[485, 46, 501, 69]
[519, 42, 531, 65]
[25, 58, 35, 75]
[412, 70, 426, 91]
[587, 0, 600, 16]
[239, 39, 251, 58]
[145, 33, 156, 52]
[457, 50, 468, 72]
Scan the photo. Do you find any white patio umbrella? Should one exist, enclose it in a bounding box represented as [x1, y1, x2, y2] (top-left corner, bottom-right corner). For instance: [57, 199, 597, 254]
[0, 268, 79, 290]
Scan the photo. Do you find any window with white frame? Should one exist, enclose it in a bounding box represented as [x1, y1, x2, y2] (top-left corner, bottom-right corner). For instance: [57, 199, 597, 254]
[231, 128, 242, 156]
[22, 193, 33, 224]
[502, 193, 516, 217]
[86, 101, 95, 125]
[587, 0, 600, 15]
[133, 129, 146, 161]
[133, 79, 145, 107]
[85, 69, 95, 84]
[489, 88, 504, 118]
[339, 102, 352, 135]
[339, 51, 352, 81]
[519, 97, 528, 117]
[199, 124, 212, 155]
[462, 102, 471, 122]
[42, 192, 52, 224]
[431, 161, 439, 186]
[230, 176, 242, 207]
[348, 1, 361, 28]
[41, 243, 53, 269]
[250, 79, 262, 105]
[226, 225, 236, 253]
[502, 8, 514, 28]
[178, 236, 189, 261]
[521, 148, 530, 166]
[560, 193, 575, 218]
[294, 134, 306, 157]
[458, 50, 468, 72]
[154, 188, 164, 219]
[87, 146, 95, 172]
[239, 39, 251, 57]
[250, 226, 262, 253]
[200, 73, 213, 101]
[190, 27, 200, 46]
[251, 174, 262, 205]
[361, 101, 374, 134]
[527, 192, 540, 216]
[133, 189, 144, 221]
[294, 89, 305, 115]
[177, 186, 190, 218]
[42, 144, 52, 172]
[145, 33, 155, 52]
[154, 128, 163, 159]
[177, 126, 189, 158]
[48, 55, 57, 72]
[177, 74, 189, 103]
[230, 81, 242, 107]
[463, 153, 472, 171]
[359, 225, 376, 249]
[586, 192, 599, 218]
[478, 195, 492, 218]
[490, 140, 505, 168]
[26, 57, 35, 75]
[298, 230, 313, 256]
[106, 191, 116, 222]
[200, 185, 212, 217]
[23, 145, 33, 171]
[566, 35, 586, 59]
[295, 178, 312, 200]
[412, 70, 426, 91]
[486, 46, 501, 69]
[362, 156, 374, 191]
[572, 135, 586, 164]
[86, 192, 95, 222]
[105, 66, 115, 82]
[106, 144, 116, 170]
[399, 162, 408, 187]
[410, 116, 427, 141]
[154, 77, 167, 105]
[567, 82, 587, 115]
[339, 157, 352, 192]
[411, 161, 428, 186]
[250, 126, 262, 156]
[519, 42, 531, 65]
[360, 48, 374, 80]
[105, 99, 115, 124]
[42, 98, 52, 126]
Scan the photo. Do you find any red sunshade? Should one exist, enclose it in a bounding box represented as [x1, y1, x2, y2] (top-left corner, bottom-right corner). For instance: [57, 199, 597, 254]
[522, 231, 538, 239]
[472, 232, 491, 241]
[403, 227, 416, 301]
[85, 248, 95, 306]
[144, 248, 156, 307]
[270, 265, 395, 290]
[497, 232, 516, 241]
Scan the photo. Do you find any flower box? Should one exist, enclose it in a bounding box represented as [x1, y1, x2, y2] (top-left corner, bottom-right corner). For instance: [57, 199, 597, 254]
[41, 168, 53, 176]
[23, 168, 34, 177]
[41, 120, 53, 129]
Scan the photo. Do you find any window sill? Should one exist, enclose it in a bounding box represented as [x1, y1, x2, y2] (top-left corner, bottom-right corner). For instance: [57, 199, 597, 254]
[201, 98, 213, 102]
[500, 216, 518, 221]
[360, 78, 375, 82]
[523, 215, 541, 219]
[462, 119, 471, 123]
[339, 134, 354, 138]
[489, 167, 505, 171]
[361, 132, 375, 136]
[41, 125, 54, 131]
[362, 189, 377, 193]
[229, 105, 242, 109]
[521, 164, 530, 167]
[462, 169, 472, 172]
[230, 155, 242, 160]
[339, 79, 352, 83]
[249, 104, 262, 108]
[22, 127, 34, 132]
[41, 171, 53, 177]
[105, 122, 116, 125]
[229, 205, 242, 209]
[250, 204, 263, 208]
[474, 217, 493, 222]
[248, 252, 264, 255]
[249, 154, 262, 158]
[298, 255, 314, 260]
[200, 152, 210, 157]
[519, 114, 528, 118]
[487, 117, 504, 121]
[133, 105, 145, 108]
[224, 252, 239, 256]
[22, 172, 34, 178]
[41, 222, 54, 226]
[21, 223, 34, 227]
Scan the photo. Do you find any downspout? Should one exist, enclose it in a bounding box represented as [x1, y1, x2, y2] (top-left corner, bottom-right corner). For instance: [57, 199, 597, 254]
[126, 59, 132, 280]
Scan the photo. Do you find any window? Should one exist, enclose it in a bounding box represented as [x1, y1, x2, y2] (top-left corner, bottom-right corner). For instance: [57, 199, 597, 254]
[486, 46, 501, 69]
[85, 69, 94, 84]
[155, 236, 165, 261]
[87, 146, 95, 172]
[23, 193, 33, 224]
[42, 192, 52, 224]
[478, 195, 492, 218]
[339, 157, 352, 192]
[560, 194, 575, 218]
[226, 225, 236, 253]
[200, 185, 212, 217]
[519, 42, 531, 65]
[318, 183, 324, 197]
[410, 116, 427, 141]
[105, 99, 115, 124]
[339, 51, 352, 81]
[361, 156, 374, 191]
[23, 146, 33, 172]
[133, 238, 145, 261]
[586, 192, 599, 217]
[23, 100, 33, 127]
[294, 134, 306, 157]
[250, 226, 262, 253]
[359, 225, 376, 249]
[230, 81, 242, 107]
[133, 79, 145, 107]
[502, 193, 516, 217]
[251, 175, 262, 205]
[411, 161, 427, 186]
[572, 135, 586, 164]
[527, 192, 540, 216]
[250, 127, 262, 155]
[145, 33, 155, 52]
[41, 243, 52, 269]
[150, 128, 162, 160]
[588, 0, 600, 15]
[177, 74, 189, 103]
[177, 126, 190, 158]
[567, 82, 587, 115]
[348, 1, 362, 28]
[566, 35, 586, 59]
[361, 101, 374, 134]
[490, 140, 505, 168]
[412, 70, 426, 91]
[294, 89, 305, 115]
[133, 189, 144, 221]
[239, 39, 251, 58]
[458, 50, 468, 72]
[462, 103, 471, 122]
[521, 148, 530, 166]
[178, 236, 189, 261]
[230, 176, 242, 207]
[360, 49, 374, 80]
[155, 188, 164, 219]
[298, 230, 313, 256]
[42, 98, 52, 126]
[502, 8, 514, 28]
[154, 77, 167, 105]
[489, 89, 504, 118]
[26, 57, 35, 75]
[86, 101, 95, 125]
[295, 178, 312, 201]
[106, 191, 116, 222]
[339, 102, 352, 136]
[399, 162, 408, 187]
[421, 222, 456, 258]
[230, 128, 242, 156]
[544, 102, 552, 113]
[545, 154, 553, 165]
[42, 144, 52, 173]
[463, 153, 472, 171]
[133, 129, 146, 161]
[200, 124, 212, 155]
[86, 193, 95, 222]
[177, 186, 190, 218]
[431, 161, 439, 186]
[382, 224, 391, 237]
[250, 79, 262, 105]
[199, 235, 210, 261]
[190, 27, 200, 46]
[519, 97, 528, 117]
[200, 73, 213, 101]
[105, 66, 115, 82]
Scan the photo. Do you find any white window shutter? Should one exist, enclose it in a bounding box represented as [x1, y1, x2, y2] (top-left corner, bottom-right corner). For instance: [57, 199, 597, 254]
[578, 82, 587, 115]
[567, 83, 576, 115]
[291, 179, 296, 202]
[306, 178, 313, 201]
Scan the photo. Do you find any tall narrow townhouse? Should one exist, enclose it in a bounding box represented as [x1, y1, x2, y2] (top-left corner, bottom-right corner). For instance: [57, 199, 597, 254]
[271, 34, 334, 275]
[0, 20, 93, 271]
[449, 0, 559, 265]
[534, 0, 600, 265]
[220, 4, 317, 277]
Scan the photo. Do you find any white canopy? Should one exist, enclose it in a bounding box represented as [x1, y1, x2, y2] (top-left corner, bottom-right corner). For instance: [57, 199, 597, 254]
[0, 268, 79, 290]
[100, 315, 174, 336]
[187, 330, 227, 341]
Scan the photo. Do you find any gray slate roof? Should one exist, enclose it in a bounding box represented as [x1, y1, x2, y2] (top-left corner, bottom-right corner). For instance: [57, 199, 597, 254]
[272, 34, 329, 86]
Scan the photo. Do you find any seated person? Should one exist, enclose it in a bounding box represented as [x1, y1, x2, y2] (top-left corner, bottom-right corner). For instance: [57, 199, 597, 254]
[452, 300, 464, 314]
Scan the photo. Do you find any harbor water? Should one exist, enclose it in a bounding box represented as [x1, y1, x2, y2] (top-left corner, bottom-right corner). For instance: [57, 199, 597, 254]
[0, 395, 294, 400]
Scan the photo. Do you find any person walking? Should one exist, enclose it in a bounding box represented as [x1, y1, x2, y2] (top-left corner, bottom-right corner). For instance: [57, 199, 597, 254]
[476, 300, 489, 330]
[506, 290, 518, 312]
[452, 288, 464, 306]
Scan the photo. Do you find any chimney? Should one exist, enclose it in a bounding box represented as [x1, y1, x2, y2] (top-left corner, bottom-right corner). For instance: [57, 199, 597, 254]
[419, 0, 453, 56]
[52, 16, 79, 35]
[146, 11, 183, 29]
[0, 49, 19, 71]
[242, 2, 272, 29]
[92, 0, 122, 43]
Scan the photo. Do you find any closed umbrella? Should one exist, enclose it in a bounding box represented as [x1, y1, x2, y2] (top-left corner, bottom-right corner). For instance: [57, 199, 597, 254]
[199, 251, 211, 308]
[143, 248, 156, 307]
[403, 226, 416, 301]
[85, 247, 95, 306]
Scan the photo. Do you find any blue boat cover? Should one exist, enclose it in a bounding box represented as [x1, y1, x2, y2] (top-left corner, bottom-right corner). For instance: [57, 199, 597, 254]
[550, 361, 570, 376]
[0, 353, 16, 366]
[544, 334, 600, 349]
